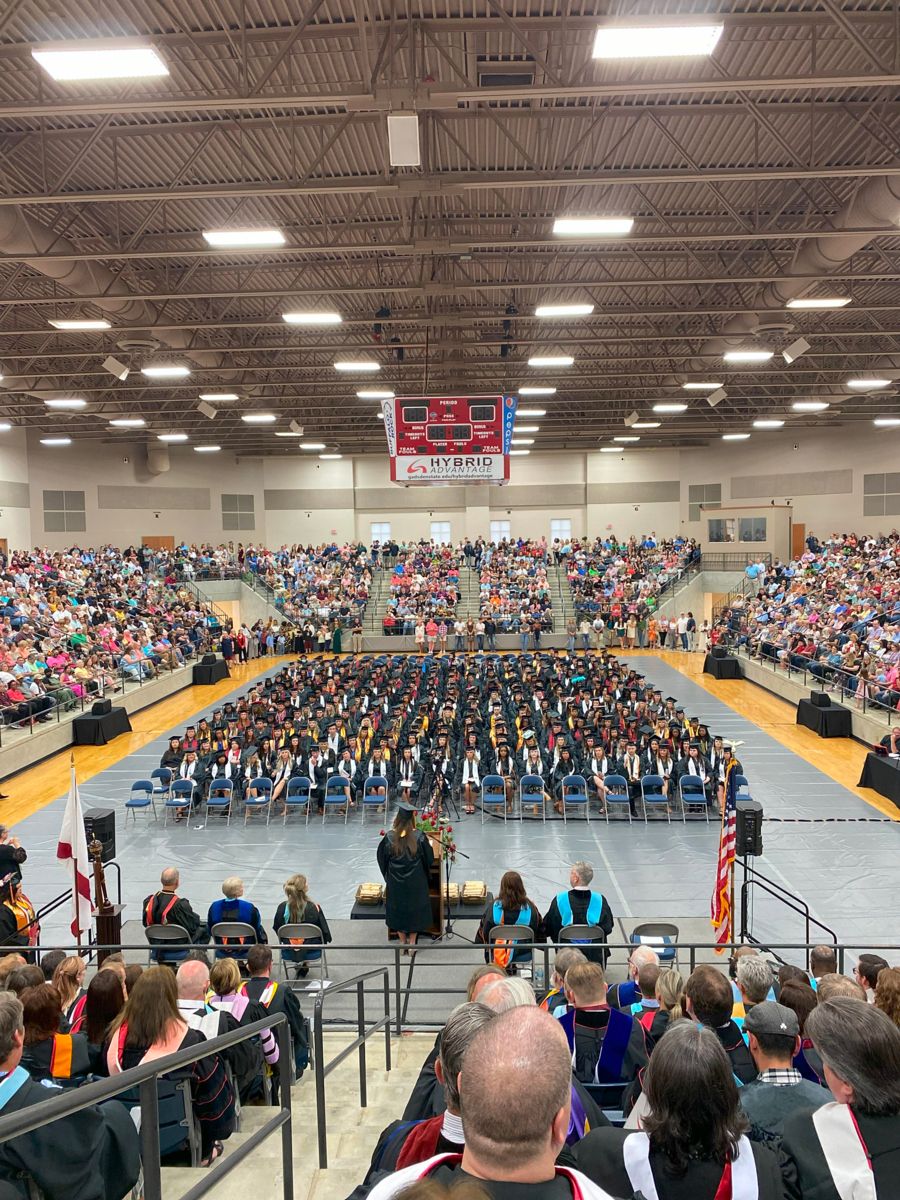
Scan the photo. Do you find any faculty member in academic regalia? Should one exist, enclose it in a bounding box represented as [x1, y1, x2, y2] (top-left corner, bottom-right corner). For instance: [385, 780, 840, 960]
[376, 801, 434, 956]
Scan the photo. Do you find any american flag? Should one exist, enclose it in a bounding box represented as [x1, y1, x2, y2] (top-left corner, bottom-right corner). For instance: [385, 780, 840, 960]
[710, 758, 738, 949]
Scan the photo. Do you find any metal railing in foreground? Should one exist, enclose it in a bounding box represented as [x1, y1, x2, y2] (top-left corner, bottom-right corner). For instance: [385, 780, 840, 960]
[312, 967, 392, 1168]
[0, 1015, 293, 1200]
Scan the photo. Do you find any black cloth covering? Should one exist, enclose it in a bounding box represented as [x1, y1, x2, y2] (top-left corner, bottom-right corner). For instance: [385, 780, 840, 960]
[72, 707, 132, 745]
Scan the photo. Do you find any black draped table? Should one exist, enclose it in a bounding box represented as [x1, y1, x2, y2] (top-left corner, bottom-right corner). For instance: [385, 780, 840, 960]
[192, 659, 230, 685]
[704, 654, 743, 679]
[858, 753, 900, 810]
[796, 698, 853, 739]
[72, 707, 132, 746]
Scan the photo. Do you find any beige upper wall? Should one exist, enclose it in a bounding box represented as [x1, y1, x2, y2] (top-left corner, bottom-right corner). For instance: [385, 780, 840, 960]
[4, 423, 899, 550]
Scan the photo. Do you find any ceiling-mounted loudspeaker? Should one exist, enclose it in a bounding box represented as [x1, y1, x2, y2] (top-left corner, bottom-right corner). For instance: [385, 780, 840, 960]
[782, 336, 810, 364]
[707, 387, 727, 408]
[387, 113, 421, 167]
[289, 419, 304, 435]
[624, 410, 640, 426]
[102, 355, 129, 381]
[197, 401, 217, 420]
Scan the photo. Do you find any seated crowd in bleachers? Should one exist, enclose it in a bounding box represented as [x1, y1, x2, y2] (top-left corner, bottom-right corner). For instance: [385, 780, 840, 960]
[0, 545, 219, 728]
[718, 530, 900, 710]
[476, 539, 553, 634]
[565, 534, 699, 626]
[384, 542, 462, 630]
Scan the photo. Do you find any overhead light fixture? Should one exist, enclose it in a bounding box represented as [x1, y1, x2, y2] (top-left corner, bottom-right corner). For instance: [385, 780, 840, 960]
[592, 23, 724, 59]
[511, 438, 535, 446]
[194, 445, 221, 452]
[518, 386, 556, 395]
[387, 112, 421, 167]
[141, 364, 190, 378]
[0, 423, 11, 432]
[48, 318, 111, 330]
[274, 431, 305, 438]
[527, 355, 574, 368]
[44, 398, 87, 409]
[40, 436, 72, 446]
[791, 401, 830, 412]
[509, 449, 531, 456]
[334, 360, 380, 372]
[724, 349, 774, 363]
[300, 442, 326, 450]
[707, 388, 728, 408]
[653, 402, 687, 414]
[517, 408, 546, 417]
[552, 217, 634, 237]
[782, 337, 811, 364]
[534, 303, 595, 318]
[32, 41, 168, 81]
[102, 355, 129, 381]
[682, 381, 723, 391]
[282, 311, 342, 326]
[753, 419, 785, 429]
[786, 297, 850, 309]
[722, 433, 751, 441]
[376, 412, 385, 420]
[599, 446, 624, 452]
[319, 453, 343, 460]
[873, 417, 900, 427]
[847, 377, 892, 389]
[198, 392, 238, 402]
[357, 390, 394, 399]
[203, 229, 285, 248]
[614, 435, 640, 443]
[109, 417, 145, 428]
[241, 413, 277, 424]
[157, 433, 188, 442]
[515, 425, 540, 433]
[632, 421, 661, 428]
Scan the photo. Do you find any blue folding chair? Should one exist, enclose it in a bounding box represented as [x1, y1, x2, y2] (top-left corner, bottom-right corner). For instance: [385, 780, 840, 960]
[205, 779, 233, 825]
[283, 777, 312, 825]
[631, 921, 679, 967]
[164, 779, 195, 827]
[361, 775, 388, 823]
[561, 773, 589, 823]
[678, 775, 708, 822]
[126, 779, 156, 824]
[640, 774, 670, 823]
[150, 767, 173, 803]
[735, 773, 752, 800]
[519, 773, 546, 822]
[603, 774, 631, 824]
[244, 776, 273, 826]
[323, 775, 350, 824]
[481, 774, 507, 823]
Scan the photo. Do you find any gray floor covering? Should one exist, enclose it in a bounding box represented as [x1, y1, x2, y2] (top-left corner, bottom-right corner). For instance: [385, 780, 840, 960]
[12, 655, 899, 1023]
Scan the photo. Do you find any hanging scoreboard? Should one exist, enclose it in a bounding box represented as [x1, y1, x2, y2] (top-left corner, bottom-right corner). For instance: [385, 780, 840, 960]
[382, 394, 518, 485]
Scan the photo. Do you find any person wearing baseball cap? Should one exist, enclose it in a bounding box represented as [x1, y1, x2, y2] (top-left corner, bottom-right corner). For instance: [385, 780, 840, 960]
[740, 1001, 831, 1147]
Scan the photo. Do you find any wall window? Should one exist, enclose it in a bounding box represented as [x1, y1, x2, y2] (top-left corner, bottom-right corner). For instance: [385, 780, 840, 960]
[430, 521, 451, 544]
[221, 493, 255, 531]
[370, 521, 391, 541]
[708, 517, 736, 543]
[43, 490, 86, 533]
[739, 516, 767, 542]
[689, 483, 722, 523]
[550, 518, 572, 542]
[490, 520, 511, 542]
[863, 473, 900, 517]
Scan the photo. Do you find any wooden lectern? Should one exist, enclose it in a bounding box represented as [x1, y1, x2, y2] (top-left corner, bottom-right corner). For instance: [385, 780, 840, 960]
[89, 838, 123, 966]
[426, 832, 445, 938]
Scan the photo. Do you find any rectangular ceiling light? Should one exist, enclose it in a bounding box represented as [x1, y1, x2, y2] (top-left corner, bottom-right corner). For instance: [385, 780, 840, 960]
[652, 402, 687, 413]
[527, 355, 574, 367]
[515, 425, 540, 433]
[274, 431, 304, 437]
[203, 229, 285, 248]
[614, 435, 640, 442]
[241, 413, 277, 424]
[48, 318, 111, 330]
[786, 297, 851, 309]
[194, 444, 221, 452]
[300, 442, 326, 450]
[282, 311, 342, 325]
[518, 386, 556, 396]
[199, 392, 238, 401]
[387, 113, 421, 167]
[722, 433, 751, 441]
[724, 350, 773, 363]
[334, 360, 380, 372]
[357, 390, 394, 399]
[753, 419, 785, 429]
[632, 420, 661, 428]
[109, 417, 146, 427]
[32, 42, 168, 81]
[319, 453, 343, 460]
[534, 304, 595, 318]
[873, 417, 900, 427]
[44, 398, 86, 409]
[552, 217, 633, 237]
[40, 437, 72, 446]
[509, 449, 530, 456]
[592, 23, 723, 59]
[517, 408, 546, 417]
[791, 401, 830, 412]
[599, 446, 624, 452]
[511, 438, 534, 445]
[682, 381, 723, 390]
[141, 364, 190, 378]
[157, 433, 188, 442]
[847, 378, 891, 389]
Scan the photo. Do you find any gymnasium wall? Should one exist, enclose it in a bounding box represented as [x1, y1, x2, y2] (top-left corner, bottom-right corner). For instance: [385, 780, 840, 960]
[2, 423, 897, 550]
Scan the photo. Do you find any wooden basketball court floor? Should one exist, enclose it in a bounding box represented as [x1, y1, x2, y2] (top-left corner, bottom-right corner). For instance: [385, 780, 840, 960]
[5, 650, 897, 957]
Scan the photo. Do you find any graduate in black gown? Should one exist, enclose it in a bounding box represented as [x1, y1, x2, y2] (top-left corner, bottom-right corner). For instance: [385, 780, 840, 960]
[376, 801, 434, 955]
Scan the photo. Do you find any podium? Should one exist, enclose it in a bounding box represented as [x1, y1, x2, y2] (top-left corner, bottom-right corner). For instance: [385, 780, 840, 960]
[95, 906, 124, 966]
[426, 832, 445, 938]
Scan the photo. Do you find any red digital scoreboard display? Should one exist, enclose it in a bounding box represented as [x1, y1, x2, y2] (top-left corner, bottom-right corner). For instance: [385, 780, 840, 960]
[383, 394, 518, 485]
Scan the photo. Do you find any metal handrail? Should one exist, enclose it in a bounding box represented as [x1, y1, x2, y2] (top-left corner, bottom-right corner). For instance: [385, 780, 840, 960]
[738, 862, 839, 968]
[313, 966, 392, 1168]
[0, 1015, 293, 1200]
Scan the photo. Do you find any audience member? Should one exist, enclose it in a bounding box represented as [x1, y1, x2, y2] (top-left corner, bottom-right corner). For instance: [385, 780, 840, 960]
[241, 945, 308, 1077]
[874, 966, 900, 1027]
[477, 871, 543, 971]
[143, 867, 209, 960]
[565, 962, 649, 1086]
[539, 949, 587, 1018]
[815, 973, 867, 1003]
[855, 953, 889, 1002]
[642, 969, 684, 1047]
[809, 945, 837, 989]
[542, 863, 613, 966]
[734, 955, 776, 1024]
[175, 960, 266, 1103]
[207, 958, 280, 1086]
[71, 969, 126, 1071]
[606, 945, 659, 1010]
[208, 876, 267, 961]
[19, 983, 91, 1085]
[38, 949, 65, 981]
[51, 955, 87, 1021]
[683, 966, 757, 1083]
[272, 873, 332, 979]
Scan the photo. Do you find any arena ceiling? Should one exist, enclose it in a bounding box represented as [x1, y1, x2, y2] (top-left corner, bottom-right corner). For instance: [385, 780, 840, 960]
[0, 1, 899, 455]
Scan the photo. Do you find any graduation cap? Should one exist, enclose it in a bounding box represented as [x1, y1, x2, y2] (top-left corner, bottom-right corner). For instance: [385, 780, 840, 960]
[664, 696, 677, 704]
[640, 724, 655, 736]
[396, 799, 417, 814]
[689, 739, 702, 749]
